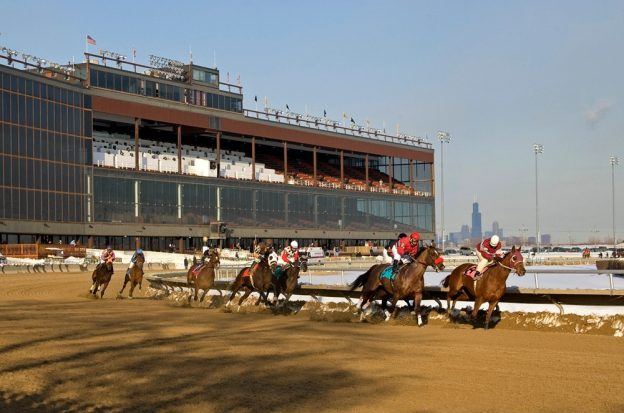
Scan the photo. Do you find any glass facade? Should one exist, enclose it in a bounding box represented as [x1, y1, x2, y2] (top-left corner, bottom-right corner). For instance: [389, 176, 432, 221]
[0, 66, 91, 222]
[93, 170, 434, 233]
[89, 67, 242, 113]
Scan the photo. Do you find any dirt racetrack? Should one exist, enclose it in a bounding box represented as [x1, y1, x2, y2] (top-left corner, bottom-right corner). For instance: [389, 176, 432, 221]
[0, 271, 623, 413]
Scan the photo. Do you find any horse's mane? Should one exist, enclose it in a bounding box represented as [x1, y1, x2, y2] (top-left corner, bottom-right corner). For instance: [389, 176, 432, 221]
[416, 244, 433, 259]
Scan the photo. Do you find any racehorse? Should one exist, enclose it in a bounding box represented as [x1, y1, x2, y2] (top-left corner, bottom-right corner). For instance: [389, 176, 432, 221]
[442, 246, 526, 329]
[273, 256, 308, 306]
[225, 251, 277, 308]
[187, 250, 220, 304]
[350, 244, 444, 321]
[89, 261, 114, 298]
[118, 254, 145, 298]
[377, 244, 445, 324]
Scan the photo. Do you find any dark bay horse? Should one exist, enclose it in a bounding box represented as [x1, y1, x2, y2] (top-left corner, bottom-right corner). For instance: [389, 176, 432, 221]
[90, 261, 114, 298]
[273, 257, 308, 306]
[350, 245, 444, 322]
[187, 250, 221, 304]
[118, 254, 145, 298]
[226, 253, 277, 308]
[378, 244, 445, 324]
[442, 246, 526, 329]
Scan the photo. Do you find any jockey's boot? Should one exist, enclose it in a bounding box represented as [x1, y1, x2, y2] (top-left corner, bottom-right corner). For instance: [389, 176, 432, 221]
[473, 271, 482, 281]
[392, 259, 400, 275]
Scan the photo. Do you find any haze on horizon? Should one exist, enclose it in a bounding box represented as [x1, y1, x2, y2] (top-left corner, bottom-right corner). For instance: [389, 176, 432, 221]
[1, 0, 622, 243]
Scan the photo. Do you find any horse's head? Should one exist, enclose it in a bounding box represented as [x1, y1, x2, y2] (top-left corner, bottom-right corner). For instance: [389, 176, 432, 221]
[502, 246, 526, 275]
[105, 261, 113, 272]
[209, 249, 220, 267]
[298, 256, 308, 273]
[420, 243, 445, 272]
[136, 254, 145, 265]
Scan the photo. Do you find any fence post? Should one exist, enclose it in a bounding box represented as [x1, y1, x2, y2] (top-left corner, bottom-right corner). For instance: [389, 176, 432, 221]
[609, 274, 614, 292]
[341, 270, 344, 285]
[533, 272, 540, 290]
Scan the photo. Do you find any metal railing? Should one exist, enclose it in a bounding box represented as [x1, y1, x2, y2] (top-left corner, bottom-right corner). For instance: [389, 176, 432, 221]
[244, 108, 432, 150]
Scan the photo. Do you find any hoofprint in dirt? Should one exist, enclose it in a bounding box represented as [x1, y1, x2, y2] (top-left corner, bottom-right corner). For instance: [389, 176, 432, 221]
[145, 286, 624, 337]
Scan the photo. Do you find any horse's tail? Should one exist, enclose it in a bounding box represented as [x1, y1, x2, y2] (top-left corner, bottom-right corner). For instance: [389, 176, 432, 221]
[441, 275, 451, 288]
[349, 269, 371, 291]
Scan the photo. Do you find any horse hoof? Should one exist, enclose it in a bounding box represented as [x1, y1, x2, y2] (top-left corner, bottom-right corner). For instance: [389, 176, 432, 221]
[417, 315, 423, 327]
[384, 310, 391, 321]
[128, 296, 133, 300]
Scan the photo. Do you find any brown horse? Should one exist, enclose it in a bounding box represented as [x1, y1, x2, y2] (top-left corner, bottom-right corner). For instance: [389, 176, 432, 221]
[226, 252, 277, 308]
[118, 254, 145, 298]
[442, 246, 526, 329]
[377, 244, 445, 324]
[89, 261, 114, 298]
[187, 250, 221, 304]
[350, 244, 444, 321]
[273, 256, 308, 306]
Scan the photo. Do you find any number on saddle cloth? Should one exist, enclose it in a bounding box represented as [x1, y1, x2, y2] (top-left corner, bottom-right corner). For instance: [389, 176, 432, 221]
[380, 266, 395, 281]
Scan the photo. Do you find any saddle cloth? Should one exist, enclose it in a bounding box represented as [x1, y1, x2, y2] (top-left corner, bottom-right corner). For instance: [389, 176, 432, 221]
[463, 263, 494, 279]
[191, 264, 205, 276]
[241, 268, 251, 278]
[380, 266, 395, 281]
[274, 265, 287, 279]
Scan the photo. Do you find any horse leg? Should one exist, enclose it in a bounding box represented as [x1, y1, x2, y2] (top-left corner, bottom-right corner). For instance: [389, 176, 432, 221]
[200, 289, 209, 303]
[414, 291, 423, 326]
[226, 279, 242, 307]
[238, 288, 252, 306]
[388, 295, 400, 320]
[119, 274, 129, 296]
[485, 301, 499, 330]
[129, 280, 137, 298]
[471, 296, 485, 325]
[100, 281, 110, 298]
[90, 280, 98, 294]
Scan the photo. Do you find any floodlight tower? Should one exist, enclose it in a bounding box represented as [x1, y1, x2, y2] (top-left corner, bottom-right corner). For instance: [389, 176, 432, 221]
[610, 156, 619, 253]
[533, 144, 543, 254]
[437, 131, 451, 252]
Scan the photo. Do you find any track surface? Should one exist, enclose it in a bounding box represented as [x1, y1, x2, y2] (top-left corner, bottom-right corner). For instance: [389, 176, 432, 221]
[1, 272, 623, 413]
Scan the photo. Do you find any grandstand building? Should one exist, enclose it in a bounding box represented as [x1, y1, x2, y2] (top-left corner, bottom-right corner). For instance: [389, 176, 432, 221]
[0, 47, 435, 251]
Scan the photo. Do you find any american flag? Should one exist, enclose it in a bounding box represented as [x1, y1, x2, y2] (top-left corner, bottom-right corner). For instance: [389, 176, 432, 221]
[86, 35, 96, 45]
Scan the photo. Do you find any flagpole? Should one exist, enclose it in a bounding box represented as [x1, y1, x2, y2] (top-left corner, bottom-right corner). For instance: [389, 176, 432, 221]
[85, 36, 88, 62]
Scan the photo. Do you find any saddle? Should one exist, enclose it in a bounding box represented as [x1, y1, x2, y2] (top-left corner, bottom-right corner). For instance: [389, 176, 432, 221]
[463, 263, 495, 279]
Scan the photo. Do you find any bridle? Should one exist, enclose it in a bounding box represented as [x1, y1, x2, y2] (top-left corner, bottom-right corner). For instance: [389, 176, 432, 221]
[416, 247, 445, 272]
[496, 253, 522, 272]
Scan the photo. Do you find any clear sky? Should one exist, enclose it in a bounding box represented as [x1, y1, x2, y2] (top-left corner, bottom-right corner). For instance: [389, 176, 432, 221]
[1, 0, 622, 243]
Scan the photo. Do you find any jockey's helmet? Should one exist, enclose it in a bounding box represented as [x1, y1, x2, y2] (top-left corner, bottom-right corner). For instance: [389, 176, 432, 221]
[136, 248, 143, 254]
[290, 240, 299, 249]
[106, 245, 112, 250]
[409, 232, 420, 244]
[490, 235, 500, 246]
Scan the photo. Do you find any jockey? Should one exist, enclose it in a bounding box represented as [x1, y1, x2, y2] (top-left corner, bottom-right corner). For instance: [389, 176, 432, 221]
[128, 248, 144, 269]
[278, 241, 299, 268]
[249, 241, 271, 277]
[100, 245, 115, 264]
[391, 232, 420, 274]
[475, 235, 504, 279]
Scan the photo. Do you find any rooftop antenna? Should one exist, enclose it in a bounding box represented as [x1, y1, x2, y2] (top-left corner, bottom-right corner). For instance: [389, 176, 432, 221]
[213, 49, 216, 69]
[189, 45, 193, 64]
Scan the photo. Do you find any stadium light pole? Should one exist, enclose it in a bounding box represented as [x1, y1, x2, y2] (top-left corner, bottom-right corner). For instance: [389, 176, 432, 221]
[533, 144, 543, 254]
[610, 156, 619, 253]
[437, 131, 451, 252]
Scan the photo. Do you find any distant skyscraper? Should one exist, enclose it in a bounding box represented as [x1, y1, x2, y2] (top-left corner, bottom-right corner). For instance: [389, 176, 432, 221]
[492, 221, 503, 238]
[471, 202, 482, 239]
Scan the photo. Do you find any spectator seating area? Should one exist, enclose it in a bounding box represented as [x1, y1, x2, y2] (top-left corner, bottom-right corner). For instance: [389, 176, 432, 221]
[92, 131, 284, 183]
[91, 131, 428, 196]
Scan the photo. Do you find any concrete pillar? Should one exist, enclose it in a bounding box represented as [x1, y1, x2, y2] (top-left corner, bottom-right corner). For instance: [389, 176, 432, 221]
[365, 154, 369, 189]
[251, 136, 256, 180]
[340, 150, 344, 187]
[178, 237, 184, 253]
[409, 159, 414, 194]
[283, 142, 288, 179]
[87, 236, 94, 248]
[313, 146, 317, 185]
[216, 132, 221, 178]
[177, 125, 182, 174]
[134, 118, 140, 170]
